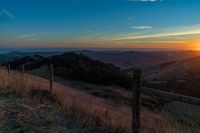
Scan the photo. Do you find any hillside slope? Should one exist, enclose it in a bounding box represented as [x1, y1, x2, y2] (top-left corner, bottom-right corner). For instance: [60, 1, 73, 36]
[143, 56, 200, 97]
[0, 68, 199, 133]
[6, 52, 131, 88]
[78, 50, 200, 69]
[146, 56, 200, 81]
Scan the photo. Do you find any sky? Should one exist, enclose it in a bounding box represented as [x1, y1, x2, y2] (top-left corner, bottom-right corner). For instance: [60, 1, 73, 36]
[1, 0, 200, 50]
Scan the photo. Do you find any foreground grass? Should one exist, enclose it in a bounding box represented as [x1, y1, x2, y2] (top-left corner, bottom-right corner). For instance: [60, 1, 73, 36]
[0, 87, 108, 133]
[0, 68, 199, 133]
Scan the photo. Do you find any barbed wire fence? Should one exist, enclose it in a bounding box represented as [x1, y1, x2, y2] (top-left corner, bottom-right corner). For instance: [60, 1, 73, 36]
[0, 64, 199, 133]
[141, 87, 200, 133]
[137, 71, 200, 133]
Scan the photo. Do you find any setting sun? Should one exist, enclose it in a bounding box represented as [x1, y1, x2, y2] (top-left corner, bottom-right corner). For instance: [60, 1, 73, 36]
[195, 41, 200, 51]
[189, 40, 200, 51]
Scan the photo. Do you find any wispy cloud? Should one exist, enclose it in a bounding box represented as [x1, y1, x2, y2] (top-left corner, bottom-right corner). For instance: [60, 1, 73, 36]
[17, 31, 72, 41]
[18, 34, 36, 39]
[84, 30, 93, 33]
[128, 16, 134, 21]
[0, 9, 16, 20]
[112, 30, 200, 41]
[17, 33, 39, 41]
[131, 26, 152, 30]
[108, 24, 200, 43]
[72, 30, 111, 42]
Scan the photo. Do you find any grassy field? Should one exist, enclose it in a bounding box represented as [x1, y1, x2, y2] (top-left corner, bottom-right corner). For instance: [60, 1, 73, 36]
[0, 87, 109, 133]
[0, 68, 199, 133]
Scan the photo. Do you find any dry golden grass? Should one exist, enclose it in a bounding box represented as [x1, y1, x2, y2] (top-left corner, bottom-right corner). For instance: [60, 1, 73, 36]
[0, 87, 108, 133]
[0, 67, 199, 133]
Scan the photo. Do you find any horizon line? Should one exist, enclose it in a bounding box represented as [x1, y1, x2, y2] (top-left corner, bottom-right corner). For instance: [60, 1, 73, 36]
[0, 47, 199, 52]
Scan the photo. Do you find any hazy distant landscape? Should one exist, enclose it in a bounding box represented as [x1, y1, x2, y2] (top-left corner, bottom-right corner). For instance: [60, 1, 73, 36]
[1, 50, 200, 98]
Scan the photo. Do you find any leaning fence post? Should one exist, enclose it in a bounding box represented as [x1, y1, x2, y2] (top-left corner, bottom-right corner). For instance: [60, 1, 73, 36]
[132, 70, 142, 133]
[50, 64, 54, 93]
[21, 65, 25, 99]
[8, 64, 10, 76]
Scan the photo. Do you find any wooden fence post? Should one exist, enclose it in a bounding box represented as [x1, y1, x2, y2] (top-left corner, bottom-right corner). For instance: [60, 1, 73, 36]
[21, 65, 25, 99]
[50, 64, 54, 93]
[8, 64, 10, 76]
[132, 70, 142, 133]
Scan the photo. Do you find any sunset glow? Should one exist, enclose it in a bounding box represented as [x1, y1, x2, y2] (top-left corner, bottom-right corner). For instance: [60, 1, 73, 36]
[1, 0, 200, 50]
[191, 40, 200, 51]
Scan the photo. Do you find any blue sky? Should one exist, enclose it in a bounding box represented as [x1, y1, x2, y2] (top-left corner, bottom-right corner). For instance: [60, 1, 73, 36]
[1, 0, 200, 50]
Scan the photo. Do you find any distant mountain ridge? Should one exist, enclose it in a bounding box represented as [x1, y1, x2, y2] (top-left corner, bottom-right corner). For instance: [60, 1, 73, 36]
[77, 50, 200, 69]
[1, 50, 200, 69]
[0, 51, 64, 63]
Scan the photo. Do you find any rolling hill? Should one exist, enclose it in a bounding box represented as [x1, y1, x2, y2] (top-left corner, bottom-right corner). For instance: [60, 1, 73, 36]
[142, 56, 200, 97]
[145, 56, 200, 81]
[77, 50, 200, 69]
[1, 50, 200, 69]
[5, 52, 131, 88]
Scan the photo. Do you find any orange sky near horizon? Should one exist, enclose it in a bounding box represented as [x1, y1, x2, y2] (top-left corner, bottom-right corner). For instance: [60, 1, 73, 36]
[1, 39, 200, 51]
[123, 41, 200, 51]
